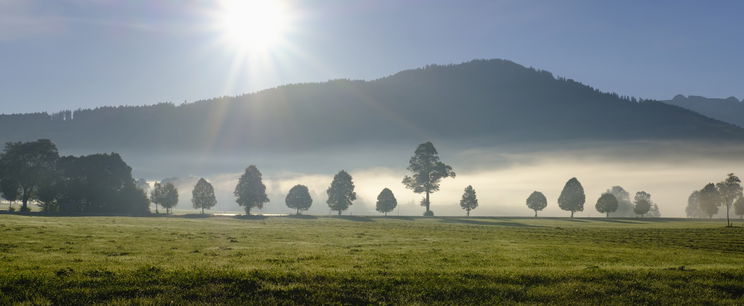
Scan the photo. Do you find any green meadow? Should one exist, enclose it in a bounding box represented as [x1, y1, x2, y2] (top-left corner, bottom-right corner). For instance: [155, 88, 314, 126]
[1, 214, 743, 304]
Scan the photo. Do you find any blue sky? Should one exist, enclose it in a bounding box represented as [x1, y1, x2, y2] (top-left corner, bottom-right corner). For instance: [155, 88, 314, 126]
[1, 0, 742, 114]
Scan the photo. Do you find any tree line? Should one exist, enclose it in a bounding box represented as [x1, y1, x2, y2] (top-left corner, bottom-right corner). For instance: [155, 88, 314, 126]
[10, 139, 736, 221]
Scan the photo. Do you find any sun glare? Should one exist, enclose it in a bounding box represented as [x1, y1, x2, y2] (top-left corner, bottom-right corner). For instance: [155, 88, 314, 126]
[215, 0, 292, 53]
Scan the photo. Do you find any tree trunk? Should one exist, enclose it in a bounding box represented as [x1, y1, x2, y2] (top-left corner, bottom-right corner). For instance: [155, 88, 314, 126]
[296, 208, 300, 215]
[337, 210, 342, 215]
[467, 210, 470, 217]
[21, 187, 30, 212]
[570, 211, 574, 218]
[607, 212, 610, 218]
[534, 210, 538, 218]
[245, 206, 251, 216]
[425, 190, 431, 213]
[201, 207, 204, 215]
[726, 204, 731, 227]
[155, 203, 159, 214]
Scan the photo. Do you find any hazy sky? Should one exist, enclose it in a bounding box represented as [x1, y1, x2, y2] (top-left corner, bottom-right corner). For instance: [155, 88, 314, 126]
[1, 0, 743, 114]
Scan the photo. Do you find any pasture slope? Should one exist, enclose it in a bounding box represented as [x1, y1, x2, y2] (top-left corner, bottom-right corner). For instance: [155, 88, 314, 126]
[1, 215, 743, 304]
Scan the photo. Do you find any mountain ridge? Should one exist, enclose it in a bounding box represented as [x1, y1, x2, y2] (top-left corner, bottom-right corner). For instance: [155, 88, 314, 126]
[1, 59, 743, 153]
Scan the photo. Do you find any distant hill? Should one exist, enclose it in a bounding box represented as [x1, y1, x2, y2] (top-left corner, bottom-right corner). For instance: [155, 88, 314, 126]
[1, 59, 743, 153]
[663, 95, 744, 128]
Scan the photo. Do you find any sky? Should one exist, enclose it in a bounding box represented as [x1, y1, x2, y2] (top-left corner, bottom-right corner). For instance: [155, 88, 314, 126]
[1, 0, 743, 114]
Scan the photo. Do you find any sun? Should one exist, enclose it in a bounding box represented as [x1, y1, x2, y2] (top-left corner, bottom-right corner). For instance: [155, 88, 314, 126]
[214, 0, 292, 53]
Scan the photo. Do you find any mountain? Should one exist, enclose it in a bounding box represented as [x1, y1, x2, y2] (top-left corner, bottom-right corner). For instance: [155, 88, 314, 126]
[2, 59, 743, 154]
[663, 95, 744, 127]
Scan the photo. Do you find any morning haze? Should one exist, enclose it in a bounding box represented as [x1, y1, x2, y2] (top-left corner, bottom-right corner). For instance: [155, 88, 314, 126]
[1, 1, 744, 304]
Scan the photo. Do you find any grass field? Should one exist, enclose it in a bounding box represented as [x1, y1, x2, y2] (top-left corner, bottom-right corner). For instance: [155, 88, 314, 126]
[1, 214, 744, 304]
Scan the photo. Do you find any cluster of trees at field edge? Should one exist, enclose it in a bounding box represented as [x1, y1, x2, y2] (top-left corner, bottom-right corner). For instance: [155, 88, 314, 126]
[2, 139, 739, 221]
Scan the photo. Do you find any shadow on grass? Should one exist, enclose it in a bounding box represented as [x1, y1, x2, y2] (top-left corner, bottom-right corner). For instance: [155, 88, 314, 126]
[439, 218, 540, 227]
[333, 216, 374, 222]
[233, 215, 267, 220]
[592, 218, 641, 224]
[181, 214, 211, 219]
[286, 215, 319, 220]
[381, 216, 416, 221]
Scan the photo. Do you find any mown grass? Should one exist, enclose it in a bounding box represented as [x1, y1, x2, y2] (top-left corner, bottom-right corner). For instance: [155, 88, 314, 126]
[1, 215, 743, 304]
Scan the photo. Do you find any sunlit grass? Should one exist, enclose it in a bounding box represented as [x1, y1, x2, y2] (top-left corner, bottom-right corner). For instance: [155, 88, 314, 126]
[1, 215, 743, 303]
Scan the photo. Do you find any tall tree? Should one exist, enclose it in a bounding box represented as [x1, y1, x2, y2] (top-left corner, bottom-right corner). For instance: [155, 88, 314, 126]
[633, 191, 652, 217]
[734, 197, 744, 220]
[157, 183, 179, 214]
[192, 178, 217, 215]
[716, 173, 742, 227]
[526, 191, 547, 217]
[685, 190, 706, 218]
[459, 185, 478, 216]
[558, 177, 585, 218]
[234, 165, 269, 215]
[402, 142, 455, 216]
[0, 179, 19, 211]
[150, 183, 163, 214]
[595, 193, 619, 218]
[375, 188, 397, 216]
[286, 184, 312, 215]
[0, 139, 59, 212]
[327, 170, 356, 215]
[699, 183, 721, 219]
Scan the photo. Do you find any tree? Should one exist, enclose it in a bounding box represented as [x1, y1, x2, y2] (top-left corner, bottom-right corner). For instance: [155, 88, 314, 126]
[716, 173, 742, 227]
[152, 182, 178, 214]
[286, 184, 312, 215]
[234, 165, 269, 215]
[526, 191, 547, 217]
[135, 179, 150, 197]
[402, 142, 456, 216]
[595, 193, 619, 218]
[0, 179, 19, 211]
[327, 170, 356, 215]
[633, 191, 652, 217]
[607, 186, 634, 217]
[375, 188, 397, 216]
[459, 185, 478, 216]
[699, 183, 721, 219]
[150, 183, 163, 214]
[558, 177, 585, 217]
[192, 178, 217, 215]
[734, 197, 744, 219]
[0, 139, 59, 212]
[685, 190, 706, 218]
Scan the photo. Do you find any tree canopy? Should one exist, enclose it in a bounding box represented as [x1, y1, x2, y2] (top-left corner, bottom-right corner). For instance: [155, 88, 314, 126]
[402, 142, 455, 216]
[595, 193, 619, 218]
[459, 185, 478, 216]
[152, 182, 178, 214]
[685, 190, 706, 218]
[192, 178, 217, 214]
[558, 177, 585, 217]
[234, 165, 269, 215]
[699, 183, 721, 218]
[633, 191, 652, 217]
[526, 191, 547, 217]
[375, 188, 397, 216]
[327, 170, 356, 215]
[0, 139, 59, 211]
[286, 184, 312, 215]
[716, 173, 742, 226]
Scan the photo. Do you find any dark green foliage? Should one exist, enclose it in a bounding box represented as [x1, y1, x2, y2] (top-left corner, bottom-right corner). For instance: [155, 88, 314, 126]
[192, 178, 217, 215]
[716, 173, 742, 226]
[327, 170, 356, 215]
[234, 165, 269, 215]
[0, 139, 59, 211]
[699, 183, 721, 218]
[686, 191, 706, 218]
[595, 193, 619, 218]
[0, 179, 19, 206]
[526, 191, 547, 217]
[286, 184, 312, 215]
[375, 188, 397, 216]
[402, 142, 455, 216]
[151, 182, 178, 214]
[459, 185, 478, 216]
[633, 191, 652, 217]
[558, 178, 585, 217]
